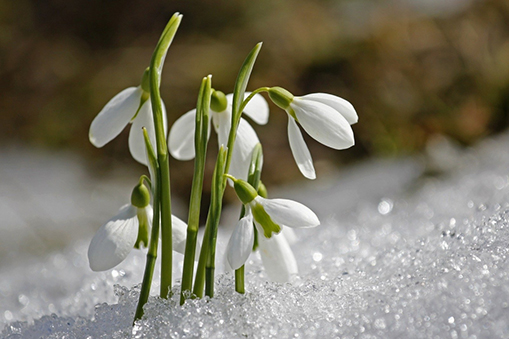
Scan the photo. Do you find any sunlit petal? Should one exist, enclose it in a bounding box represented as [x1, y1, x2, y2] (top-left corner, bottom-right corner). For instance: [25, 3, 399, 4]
[89, 87, 142, 148]
[282, 226, 298, 245]
[212, 109, 232, 149]
[301, 93, 358, 125]
[226, 92, 269, 125]
[129, 100, 154, 165]
[171, 214, 190, 255]
[258, 232, 298, 283]
[229, 118, 260, 181]
[291, 98, 354, 150]
[227, 213, 255, 270]
[287, 117, 316, 180]
[168, 109, 198, 160]
[88, 204, 138, 271]
[255, 196, 320, 228]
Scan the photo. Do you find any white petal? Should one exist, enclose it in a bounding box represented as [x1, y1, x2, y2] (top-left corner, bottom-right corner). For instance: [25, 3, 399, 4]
[89, 87, 142, 148]
[171, 214, 189, 255]
[287, 118, 316, 180]
[258, 232, 298, 283]
[301, 93, 358, 125]
[229, 118, 260, 182]
[168, 109, 198, 161]
[129, 100, 155, 165]
[282, 227, 298, 245]
[291, 98, 354, 150]
[226, 92, 269, 125]
[255, 196, 320, 228]
[226, 214, 255, 270]
[212, 109, 232, 149]
[88, 204, 138, 271]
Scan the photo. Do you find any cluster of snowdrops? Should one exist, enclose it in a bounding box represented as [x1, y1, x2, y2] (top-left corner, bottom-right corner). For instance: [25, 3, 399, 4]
[86, 13, 357, 322]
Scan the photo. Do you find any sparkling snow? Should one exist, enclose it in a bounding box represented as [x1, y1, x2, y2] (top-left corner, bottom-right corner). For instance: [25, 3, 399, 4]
[2, 133, 509, 338]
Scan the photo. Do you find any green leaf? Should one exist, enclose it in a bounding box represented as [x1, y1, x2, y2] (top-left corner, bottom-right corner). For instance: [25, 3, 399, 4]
[149, 12, 183, 155]
[231, 43, 263, 124]
[195, 75, 212, 156]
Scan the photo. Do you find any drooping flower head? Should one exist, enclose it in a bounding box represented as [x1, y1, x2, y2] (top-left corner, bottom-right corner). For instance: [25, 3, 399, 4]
[87, 180, 187, 271]
[268, 87, 357, 180]
[89, 68, 168, 165]
[168, 90, 269, 181]
[225, 175, 319, 278]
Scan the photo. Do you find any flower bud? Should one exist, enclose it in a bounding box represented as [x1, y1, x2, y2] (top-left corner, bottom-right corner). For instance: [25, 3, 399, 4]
[228, 175, 258, 204]
[268, 87, 294, 110]
[131, 182, 151, 208]
[210, 89, 228, 112]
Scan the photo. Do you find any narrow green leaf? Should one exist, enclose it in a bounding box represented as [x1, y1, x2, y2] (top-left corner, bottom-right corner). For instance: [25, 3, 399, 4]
[231, 43, 263, 123]
[180, 75, 212, 304]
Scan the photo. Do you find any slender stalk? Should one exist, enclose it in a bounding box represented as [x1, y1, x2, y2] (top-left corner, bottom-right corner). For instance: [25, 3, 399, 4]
[148, 13, 182, 298]
[193, 211, 211, 298]
[134, 170, 160, 321]
[134, 128, 160, 322]
[205, 147, 227, 297]
[234, 266, 245, 294]
[238, 87, 270, 114]
[180, 75, 211, 304]
[234, 143, 263, 293]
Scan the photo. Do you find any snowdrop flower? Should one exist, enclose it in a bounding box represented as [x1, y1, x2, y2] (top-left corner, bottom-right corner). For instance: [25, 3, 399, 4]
[225, 175, 319, 274]
[168, 90, 269, 181]
[258, 229, 298, 283]
[268, 87, 358, 180]
[89, 68, 168, 165]
[88, 182, 187, 271]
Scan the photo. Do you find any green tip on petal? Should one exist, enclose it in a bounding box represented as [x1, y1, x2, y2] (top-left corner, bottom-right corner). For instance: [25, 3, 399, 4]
[210, 89, 228, 112]
[252, 202, 281, 238]
[268, 87, 294, 110]
[131, 182, 151, 208]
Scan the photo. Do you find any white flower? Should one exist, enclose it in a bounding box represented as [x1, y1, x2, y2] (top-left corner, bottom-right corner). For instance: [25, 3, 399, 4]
[87, 204, 188, 271]
[226, 177, 317, 282]
[269, 88, 357, 180]
[168, 92, 269, 181]
[226, 208, 299, 283]
[89, 86, 168, 166]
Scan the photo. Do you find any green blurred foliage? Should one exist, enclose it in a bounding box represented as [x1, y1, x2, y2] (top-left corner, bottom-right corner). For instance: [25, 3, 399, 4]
[1, 0, 509, 200]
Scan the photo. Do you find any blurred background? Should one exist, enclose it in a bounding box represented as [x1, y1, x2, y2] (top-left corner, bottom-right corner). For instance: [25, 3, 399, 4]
[1, 0, 509, 263]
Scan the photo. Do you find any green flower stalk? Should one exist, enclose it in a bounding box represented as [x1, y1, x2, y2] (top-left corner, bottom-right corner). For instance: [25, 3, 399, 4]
[234, 143, 263, 294]
[180, 75, 212, 304]
[148, 12, 182, 298]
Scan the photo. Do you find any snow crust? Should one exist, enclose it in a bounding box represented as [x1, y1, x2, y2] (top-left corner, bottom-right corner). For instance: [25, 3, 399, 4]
[2, 133, 509, 338]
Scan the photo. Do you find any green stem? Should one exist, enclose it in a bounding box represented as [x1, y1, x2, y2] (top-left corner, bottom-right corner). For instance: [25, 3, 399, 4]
[234, 266, 245, 294]
[238, 87, 269, 114]
[158, 157, 172, 298]
[205, 147, 227, 298]
[234, 143, 263, 293]
[134, 166, 161, 322]
[148, 13, 182, 298]
[193, 212, 211, 298]
[180, 76, 212, 304]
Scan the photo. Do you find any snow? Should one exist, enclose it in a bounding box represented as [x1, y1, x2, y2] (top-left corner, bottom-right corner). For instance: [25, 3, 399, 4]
[2, 133, 509, 338]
